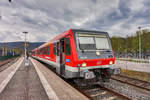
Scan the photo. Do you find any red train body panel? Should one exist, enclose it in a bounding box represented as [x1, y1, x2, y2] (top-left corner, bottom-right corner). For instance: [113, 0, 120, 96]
[32, 29, 119, 81]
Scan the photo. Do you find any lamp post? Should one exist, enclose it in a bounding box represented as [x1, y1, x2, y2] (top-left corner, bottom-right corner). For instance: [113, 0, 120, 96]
[23, 31, 28, 59]
[138, 27, 142, 60]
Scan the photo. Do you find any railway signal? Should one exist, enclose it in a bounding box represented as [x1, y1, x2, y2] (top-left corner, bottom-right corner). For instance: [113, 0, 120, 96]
[21, 43, 29, 47]
[9, 0, 12, 3]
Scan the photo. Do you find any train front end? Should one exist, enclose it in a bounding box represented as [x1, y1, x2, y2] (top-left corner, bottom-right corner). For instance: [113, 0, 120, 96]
[73, 30, 120, 83]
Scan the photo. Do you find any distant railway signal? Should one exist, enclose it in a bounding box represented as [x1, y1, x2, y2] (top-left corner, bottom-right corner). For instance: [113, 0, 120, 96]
[138, 26, 141, 30]
[9, 0, 12, 2]
[21, 43, 29, 47]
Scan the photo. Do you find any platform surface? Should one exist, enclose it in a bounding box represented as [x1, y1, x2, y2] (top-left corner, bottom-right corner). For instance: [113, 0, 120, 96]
[30, 58, 89, 100]
[0, 58, 49, 100]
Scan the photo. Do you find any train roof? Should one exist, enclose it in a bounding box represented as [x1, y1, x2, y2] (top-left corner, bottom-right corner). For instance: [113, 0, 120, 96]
[32, 29, 108, 51]
[72, 29, 108, 34]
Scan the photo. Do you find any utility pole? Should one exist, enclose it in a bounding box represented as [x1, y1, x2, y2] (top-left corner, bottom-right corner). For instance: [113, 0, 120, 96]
[23, 32, 28, 60]
[126, 35, 128, 71]
[138, 27, 142, 60]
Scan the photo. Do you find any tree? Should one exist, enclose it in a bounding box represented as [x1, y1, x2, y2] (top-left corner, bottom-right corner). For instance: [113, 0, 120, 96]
[110, 29, 150, 56]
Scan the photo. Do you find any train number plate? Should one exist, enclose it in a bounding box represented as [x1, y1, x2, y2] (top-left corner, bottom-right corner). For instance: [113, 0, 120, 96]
[85, 72, 95, 79]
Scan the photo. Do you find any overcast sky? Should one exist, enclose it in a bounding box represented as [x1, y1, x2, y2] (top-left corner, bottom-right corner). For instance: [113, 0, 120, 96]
[0, 0, 150, 42]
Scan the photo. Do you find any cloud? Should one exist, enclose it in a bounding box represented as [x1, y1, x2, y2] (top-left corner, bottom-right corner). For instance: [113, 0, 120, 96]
[0, 0, 150, 42]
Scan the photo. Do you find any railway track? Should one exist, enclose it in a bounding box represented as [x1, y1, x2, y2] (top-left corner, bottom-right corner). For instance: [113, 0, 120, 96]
[0, 57, 19, 72]
[0, 59, 12, 67]
[111, 75, 150, 92]
[79, 84, 131, 100]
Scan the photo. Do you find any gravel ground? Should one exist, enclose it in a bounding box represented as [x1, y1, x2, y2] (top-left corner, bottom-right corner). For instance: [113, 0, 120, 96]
[103, 80, 150, 100]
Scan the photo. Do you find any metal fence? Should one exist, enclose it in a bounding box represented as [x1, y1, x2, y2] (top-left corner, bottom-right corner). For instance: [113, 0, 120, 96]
[115, 52, 150, 60]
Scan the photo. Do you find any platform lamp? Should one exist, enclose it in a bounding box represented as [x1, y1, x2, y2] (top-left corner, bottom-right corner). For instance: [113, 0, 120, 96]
[23, 31, 28, 60]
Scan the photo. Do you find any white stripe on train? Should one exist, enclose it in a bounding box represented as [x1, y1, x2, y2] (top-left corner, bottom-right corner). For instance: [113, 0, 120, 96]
[33, 56, 113, 72]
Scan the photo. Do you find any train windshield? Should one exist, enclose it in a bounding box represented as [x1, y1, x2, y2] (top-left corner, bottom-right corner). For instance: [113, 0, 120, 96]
[77, 33, 110, 50]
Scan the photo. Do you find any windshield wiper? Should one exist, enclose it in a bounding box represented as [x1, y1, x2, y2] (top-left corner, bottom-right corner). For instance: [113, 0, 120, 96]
[96, 49, 110, 51]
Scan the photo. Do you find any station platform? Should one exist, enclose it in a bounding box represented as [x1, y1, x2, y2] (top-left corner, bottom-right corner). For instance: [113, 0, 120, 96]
[0, 57, 49, 100]
[0, 57, 89, 100]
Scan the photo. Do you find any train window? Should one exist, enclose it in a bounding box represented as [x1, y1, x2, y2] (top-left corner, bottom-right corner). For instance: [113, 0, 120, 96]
[46, 47, 47, 54]
[77, 33, 110, 50]
[43, 49, 44, 54]
[43, 47, 46, 55]
[43, 48, 44, 54]
[57, 42, 60, 56]
[53, 43, 56, 55]
[65, 38, 71, 55]
[48, 46, 50, 55]
[95, 38, 110, 50]
[78, 36, 96, 50]
[45, 47, 47, 55]
[41, 49, 43, 54]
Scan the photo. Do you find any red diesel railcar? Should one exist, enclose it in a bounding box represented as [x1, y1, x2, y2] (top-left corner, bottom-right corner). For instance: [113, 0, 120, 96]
[32, 29, 120, 82]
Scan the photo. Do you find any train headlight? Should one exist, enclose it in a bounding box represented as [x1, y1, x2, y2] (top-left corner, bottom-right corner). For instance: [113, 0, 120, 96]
[82, 63, 87, 67]
[109, 61, 113, 65]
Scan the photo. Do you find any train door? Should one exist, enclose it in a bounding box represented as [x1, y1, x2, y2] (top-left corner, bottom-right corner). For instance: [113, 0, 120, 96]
[60, 39, 65, 76]
[56, 41, 60, 65]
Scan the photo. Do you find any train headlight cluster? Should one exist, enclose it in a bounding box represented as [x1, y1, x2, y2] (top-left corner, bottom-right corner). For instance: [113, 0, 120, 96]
[109, 61, 113, 65]
[82, 63, 87, 67]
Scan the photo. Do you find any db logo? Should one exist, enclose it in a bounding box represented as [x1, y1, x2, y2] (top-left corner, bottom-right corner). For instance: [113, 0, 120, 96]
[97, 61, 102, 65]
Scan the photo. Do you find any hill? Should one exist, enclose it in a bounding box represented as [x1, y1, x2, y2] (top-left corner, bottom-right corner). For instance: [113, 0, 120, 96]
[0, 42, 45, 51]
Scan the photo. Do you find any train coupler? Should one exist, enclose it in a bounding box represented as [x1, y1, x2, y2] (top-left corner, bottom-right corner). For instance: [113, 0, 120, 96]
[80, 69, 95, 79]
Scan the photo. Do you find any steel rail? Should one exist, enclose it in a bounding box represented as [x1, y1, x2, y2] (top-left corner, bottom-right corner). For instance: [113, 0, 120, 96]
[111, 75, 150, 92]
[0, 59, 12, 67]
[0, 57, 19, 72]
[98, 84, 131, 100]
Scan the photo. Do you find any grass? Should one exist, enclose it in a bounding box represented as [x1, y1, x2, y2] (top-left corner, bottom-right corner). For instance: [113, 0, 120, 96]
[121, 69, 150, 82]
